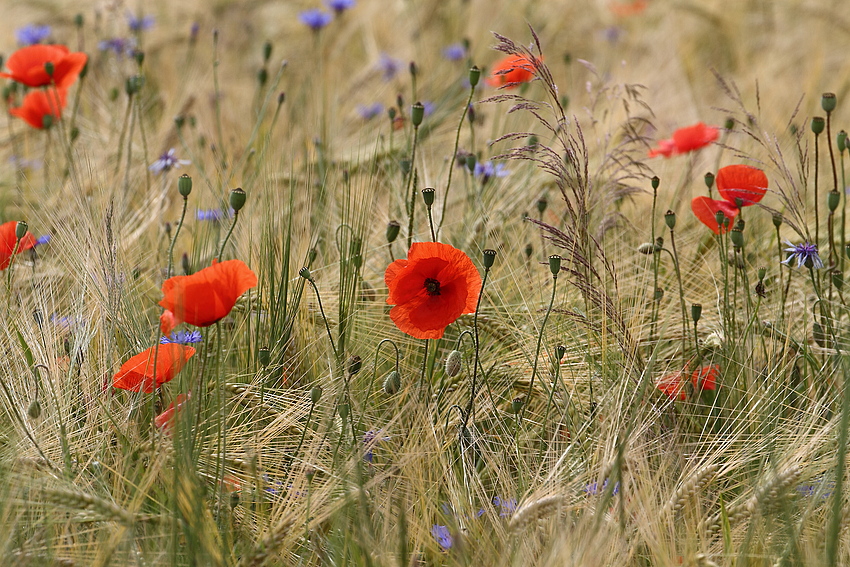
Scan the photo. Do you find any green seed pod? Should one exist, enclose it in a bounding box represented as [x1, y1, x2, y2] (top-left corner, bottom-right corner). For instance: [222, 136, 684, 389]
[691, 303, 702, 323]
[524, 243, 533, 258]
[311, 386, 323, 404]
[812, 116, 825, 135]
[510, 398, 524, 414]
[421, 187, 435, 206]
[299, 266, 313, 280]
[548, 254, 562, 276]
[386, 220, 401, 243]
[724, 117, 734, 130]
[258, 346, 270, 368]
[822, 92, 837, 113]
[466, 153, 477, 172]
[27, 399, 41, 419]
[714, 210, 725, 230]
[556, 345, 566, 361]
[730, 228, 744, 248]
[833, 269, 844, 291]
[338, 403, 349, 421]
[411, 102, 425, 127]
[772, 213, 783, 228]
[757, 267, 767, 282]
[654, 287, 664, 301]
[263, 40, 273, 63]
[229, 187, 247, 212]
[482, 249, 497, 269]
[15, 221, 28, 240]
[838, 130, 847, 153]
[41, 115, 53, 129]
[445, 350, 462, 377]
[178, 174, 192, 197]
[536, 195, 548, 215]
[651, 176, 660, 190]
[74, 13, 84, 27]
[828, 190, 840, 212]
[469, 65, 481, 88]
[704, 172, 715, 189]
[383, 370, 401, 394]
[664, 210, 676, 230]
[257, 67, 268, 87]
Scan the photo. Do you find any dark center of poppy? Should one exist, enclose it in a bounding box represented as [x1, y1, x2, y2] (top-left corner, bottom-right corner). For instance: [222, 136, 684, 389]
[424, 278, 441, 296]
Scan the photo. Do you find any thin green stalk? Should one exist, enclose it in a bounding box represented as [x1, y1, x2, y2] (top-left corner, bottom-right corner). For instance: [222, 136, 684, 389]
[815, 131, 821, 248]
[212, 30, 227, 172]
[167, 197, 188, 278]
[666, 229, 688, 365]
[437, 79, 477, 238]
[462, 258, 492, 430]
[406, 127, 421, 249]
[216, 211, 239, 261]
[114, 93, 133, 178]
[304, 274, 338, 360]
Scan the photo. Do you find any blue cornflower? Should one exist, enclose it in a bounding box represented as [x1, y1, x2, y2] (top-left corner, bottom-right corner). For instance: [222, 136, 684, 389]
[377, 53, 402, 81]
[299, 9, 333, 31]
[98, 37, 137, 58]
[127, 12, 155, 32]
[149, 149, 190, 175]
[35, 235, 51, 246]
[442, 43, 466, 61]
[431, 525, 453, 550]
[782, 241, 824, 269]
[161, 330, 203, 344]
[473, 160, 510, 183]
[492, 496, 518, 517]
[585, 479, 620, 495]
[357, 102, 384, 120]
[326, 0, 355, 13]
[196, 208, 233, 222]
[16, 24, 51, 46]
[363, 429, 390, 463]
[421, 101, 435, 117]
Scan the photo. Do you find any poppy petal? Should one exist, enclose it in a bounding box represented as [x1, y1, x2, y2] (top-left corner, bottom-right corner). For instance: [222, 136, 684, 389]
[485, 54, 540, 88]
[112, 344, 196, 393]
[691, 364, 719, 391]
[716, 164, 768, 207]
[691, 196, 739, 234]
[0, 221, 37, 269]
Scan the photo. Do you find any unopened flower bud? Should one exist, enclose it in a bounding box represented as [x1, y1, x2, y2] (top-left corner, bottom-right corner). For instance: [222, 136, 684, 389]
[812, 116, 825, 135]
[409, 60, 418, 77]
[421, 187, 435, 206]
[548, 254, 561, 276]
[383, 371, 401, 394]
[556, 345, 566, 361]
[277, 91, 285, 106]
[469, 65, 481, 88]
[828, 190, 840, 212]
[445, 350, 462, 377]
[724, 117, 734, 130]
[182, 252, 192, 275]
[348, 355, 362, 376]
[833, 269, 844, 290]
[664, 210, 676, 230]
[691, 303, 702, 323]
[41, 115, 53, 129]
[411, 102, 424, 127]
[263, 40, 273, 63]
[134, 51, 145, 67]
[654, 287, 664, 301]
[311, 386, 323, 404]
[536, 195, 548, 215]
[15, 221, 28, 240]
[257, 67, 268, 87]
[637, 242, 655, 255]
[510, 398, 524, 414]
[258, 346, 270, 367]
[482, 249, 496, 269]
[74, 13, 84, 28]
[524, 243, 533, 258]
[27, 399, 41, 419]
[338, 403, 349, 421]
[386, 220, 401, 243]
[822, 92, 837, 113]
[229, 187, 247, 211]
[178, 174, 192, 197]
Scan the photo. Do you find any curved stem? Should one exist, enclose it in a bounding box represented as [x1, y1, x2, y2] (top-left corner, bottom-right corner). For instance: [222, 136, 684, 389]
[216, 210, 239, 261]
[167, 197, 188, 278]
[517, 273, 559, 428]
[437, 85, 476, 239]
[461, 266, 490, 430]
[306, 277, 338, 360]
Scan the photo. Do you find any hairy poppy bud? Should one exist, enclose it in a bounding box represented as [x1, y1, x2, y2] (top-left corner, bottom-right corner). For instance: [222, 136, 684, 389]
[134, 51, 145, 67]
[556, 344, 566, 361]
[421, 187, 435, 206]
[15, 221, 28, 240]
[311, 386, 323, 404]
[651, 176, 660, 190]
[409, 60, 418, 77]
[833, 269, 844, 291]
[74, 13, 84, 27]
[258, 346, 270, 368]
[536, 195, 548, 215]
[178, 174, 192, 197]
[469, 65, 481, 88]
[411, 102, 424, 127]
[757, 267, 767, 282]
[704, 172, 715, 189]
[229, 187, 247, 212]
[822, 92, 837, 113]
[27, 399, 41, 419]
[263, 40, 273, 63]
[828, 190, 840, 212]
[510, 398, 524, 414]
[637, 242, 655, 255]
[724, 117, 734, 130]
[524, 243, 533, 258]
[482, 249, 496, 269]
[257, 67, 268, 87]
[664, 210, 676, 230]
[299, 267, 312, 280]
[383, 370, 401, 394]
[772, 213, 783, 228]
[338, 403, 349, 421]
[691, 303, 702, 323]
[386, 220, 401, 243]
[548, 254, 561, 276]
[348, 355, 362, 376]
[445, 350, 462, 377]
[839, 130, 847, 153]
[812, 116, 825, 135]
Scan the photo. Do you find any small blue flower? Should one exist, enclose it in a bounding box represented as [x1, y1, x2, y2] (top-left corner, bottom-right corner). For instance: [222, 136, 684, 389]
[149, 149, 190, 175]
[299, 9, 333, 31]
[196, 208, 233, 222]
[442, 43, 466, 61]
[326, 0, 355, 13]
[363, 429, 390, 463]
[16, 24, 51, 46]
[782, 241, 824, 269]
[377, 53, 402, 81]
[357, 102, 384, 120]
[421, 101, 435, 117]
[473, 160, 510, 183]
[127, 12, 155, 32]
[98, 37, 138, 58]
[35, 235, 51, 246]
[493, 496, 517, 517]
[584, 479, 620, 496]
[161, 330, 203, 344]
[431, 525, 453, 550]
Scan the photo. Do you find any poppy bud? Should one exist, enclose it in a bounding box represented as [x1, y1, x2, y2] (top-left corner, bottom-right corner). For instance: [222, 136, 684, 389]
[730, 228, 744, 248]
[556, 344, 566, 361]
[724, 117, 734, 130]
[27, 399, 41, 419]
[812, 116, 825, 135]
[182, 252, 192, 275]
[400, 159, 411, 175]
[548, 254, 561, 276]
[654, 236, 664, 250]
[44, 62, 54, 77]
[409, 61, 418, 77]
[772, 213, 782, 228]
[536, 195, 548, 215]
[704, 172, 715, 189]
[308, 247, 318, 263]
[277, 92, 285, 106]
[70, 127, 80, 142]
[164, 222, 172, 239]
[178, 174, 192, 197]
[257, 68, 268, 87]
[74, 13, 84, 27]
[311, 386, 322, 404]
[15, 221, 28, 240]
[383, 370, 401, 394]
[813, 321, 827, 348]
[469, 65, 481, 88]
[654, 287, 664, 301]
[411, 102, 424, 127]
[79, 61, 88, 80]
[637, 242, 655, 255]
[691, 303, 702, 323]
[41, 115, 53, 129]
[466, 104, 475, 124]
[482, 249, 497, 269]
[134, 51, 145, 67]
[510, 398, 524, 414]
[175, 115, 186, 129]
[651, 176, 660, 190]
[263, 40, 273, 63]
[388, 107, 397, 122]
[299, 267, 313, 281]
[386, 220, 401, 243]
[421, 187, 435, 206]
[338, 403, 349, 421]
[528, 135, 539, 147]
[348, 355, 362, 376]
[757, 267, 766, 282]
[828, 190, 840, 212]
[839, 130, 847, 153]
[445, 350, 462, 377]
[822, 93, 837, 113]
[258, 346, 270, 368]
[466, 153, 477, 172]
[230, 187, 247, 211]
[664, 210, 676, 230]
[833, 269, 844, 290]
[524, 243, 533, 258]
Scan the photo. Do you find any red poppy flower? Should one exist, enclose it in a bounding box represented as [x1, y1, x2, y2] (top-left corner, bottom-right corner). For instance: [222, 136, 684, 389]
[716, 164, 768, 207]
[609, 0, 648, 17]
[385, 242, 482, 339]
[691, 196, 739, 234]
[486, 54, 541, 89]
[0, 45, 87, 89]
[113, 344, 196, 393]
[0, 220, 36, 270]
[648, 122, 718, 158]
[9, 88, 67, 129]
[155, 392, 190, 430]
[159, 259, 258, 335]
[691, 364, 719, 391]
[657, 371, 685, 401]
